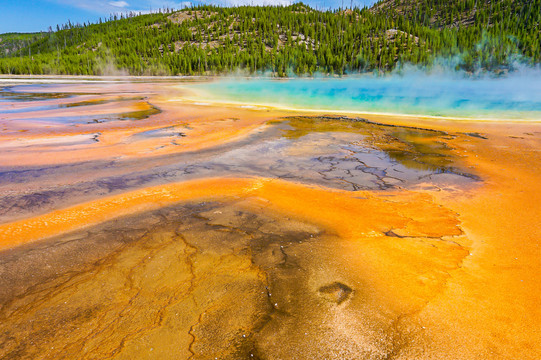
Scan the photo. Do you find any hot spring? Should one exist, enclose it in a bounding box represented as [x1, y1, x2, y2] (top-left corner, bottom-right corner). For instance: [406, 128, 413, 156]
[187, 71, 541, 120]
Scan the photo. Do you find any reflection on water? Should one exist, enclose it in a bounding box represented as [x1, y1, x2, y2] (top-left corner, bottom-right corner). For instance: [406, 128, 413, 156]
[282, 116, 458, 172]
[0, 114, 477, 224]
[0, 90, 73, 101]
[0, 82, 480, 359]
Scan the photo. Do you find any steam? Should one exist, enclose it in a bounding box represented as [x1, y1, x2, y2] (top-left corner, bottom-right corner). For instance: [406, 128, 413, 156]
[185, 30, 541, 122]
[94, 55, 130, 76]
[93, 49, 171, 76]
[188, 65, 541, 120]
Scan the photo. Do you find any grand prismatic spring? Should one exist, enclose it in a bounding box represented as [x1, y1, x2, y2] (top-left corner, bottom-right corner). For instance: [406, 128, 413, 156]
[0, 76, 540, 359]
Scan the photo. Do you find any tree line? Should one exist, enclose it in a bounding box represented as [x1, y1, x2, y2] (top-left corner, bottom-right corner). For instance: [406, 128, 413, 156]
[0, 1, 539, 76]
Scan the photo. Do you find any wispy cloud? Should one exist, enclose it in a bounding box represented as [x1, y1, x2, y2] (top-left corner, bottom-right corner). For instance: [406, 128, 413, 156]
[46, 0, 376, 16]
[46, 0, 160, 15]
[48, 0, 295, 13]
[218, 0, 292, 5]
[47, 0, 127, 14]
[109, 1, 129, 7]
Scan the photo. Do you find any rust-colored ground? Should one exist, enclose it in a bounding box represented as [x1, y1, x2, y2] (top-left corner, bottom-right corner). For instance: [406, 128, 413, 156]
[0, 80, 539, 359]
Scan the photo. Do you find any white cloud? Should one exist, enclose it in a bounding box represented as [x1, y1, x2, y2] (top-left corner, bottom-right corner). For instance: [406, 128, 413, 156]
[48, 0, 128, 13]
[220, 0, 292, 5]
[46, 0, 308, 16]
[109, 1, 129, 7]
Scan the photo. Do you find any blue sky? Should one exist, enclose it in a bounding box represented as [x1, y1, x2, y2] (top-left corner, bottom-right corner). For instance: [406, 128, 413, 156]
[0, 0, 377, 33]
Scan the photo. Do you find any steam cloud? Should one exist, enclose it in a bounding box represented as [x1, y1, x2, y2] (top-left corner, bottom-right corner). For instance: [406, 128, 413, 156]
[191, 64, 541, 120]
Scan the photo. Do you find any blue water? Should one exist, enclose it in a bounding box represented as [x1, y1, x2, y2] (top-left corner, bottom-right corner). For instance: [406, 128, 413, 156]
[189, 72, 541, 120]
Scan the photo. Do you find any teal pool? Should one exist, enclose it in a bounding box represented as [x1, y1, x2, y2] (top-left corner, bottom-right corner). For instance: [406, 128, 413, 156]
[188, 73, 541, 120]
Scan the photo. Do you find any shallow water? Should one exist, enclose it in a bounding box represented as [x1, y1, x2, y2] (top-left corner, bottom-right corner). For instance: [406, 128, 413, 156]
[0, 109, 476, 223]
[0, 80, 538, 360]
[0, 198, 467, 359]
[188, 75, 541, 120]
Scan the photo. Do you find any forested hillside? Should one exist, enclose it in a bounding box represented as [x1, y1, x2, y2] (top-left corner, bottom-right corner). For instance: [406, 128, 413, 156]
[0, 33, 45, 57]
[0, 1, 539, 76]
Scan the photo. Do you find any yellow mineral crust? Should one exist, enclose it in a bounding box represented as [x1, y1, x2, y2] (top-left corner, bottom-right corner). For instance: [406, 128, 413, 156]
[0, 81, 539, 359]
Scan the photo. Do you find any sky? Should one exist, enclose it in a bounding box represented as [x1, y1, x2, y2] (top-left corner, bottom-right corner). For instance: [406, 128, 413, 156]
[0, 0, 378, 34]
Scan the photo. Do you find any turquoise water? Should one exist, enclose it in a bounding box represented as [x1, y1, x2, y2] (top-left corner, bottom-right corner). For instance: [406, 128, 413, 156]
[189, 73, 541, 120]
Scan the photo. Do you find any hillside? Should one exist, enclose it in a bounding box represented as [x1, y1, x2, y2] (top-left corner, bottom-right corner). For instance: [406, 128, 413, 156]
[372, 0, 540, 29]
[0, 1, 539, 76]
[0, 33, 45, 57]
